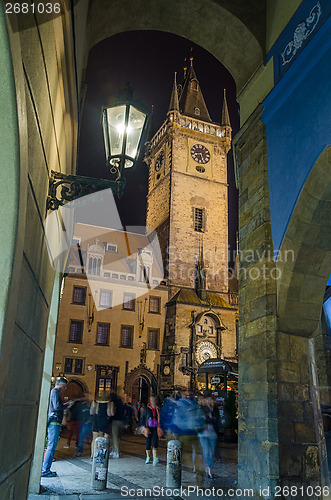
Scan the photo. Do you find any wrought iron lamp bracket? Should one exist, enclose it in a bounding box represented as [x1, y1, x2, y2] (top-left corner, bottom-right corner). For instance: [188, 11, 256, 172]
[46, 170, 125, 211]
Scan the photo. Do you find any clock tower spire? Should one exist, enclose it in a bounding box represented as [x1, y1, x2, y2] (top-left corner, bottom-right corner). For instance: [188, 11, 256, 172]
[168, 72, 179, 112]
[179, 58, 211, 122]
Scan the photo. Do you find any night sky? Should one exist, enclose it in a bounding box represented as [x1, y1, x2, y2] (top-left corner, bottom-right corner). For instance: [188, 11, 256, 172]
[77, 31, 239, 264]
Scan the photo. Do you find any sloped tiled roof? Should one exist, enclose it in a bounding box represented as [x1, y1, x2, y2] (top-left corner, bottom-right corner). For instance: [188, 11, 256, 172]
[166, 288, 235, 309]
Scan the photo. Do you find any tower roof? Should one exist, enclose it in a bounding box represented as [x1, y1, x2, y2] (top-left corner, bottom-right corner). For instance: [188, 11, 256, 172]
[178, 58, 212, 122]
[168, 73, 179, 112]
[221, 89, 231, 127]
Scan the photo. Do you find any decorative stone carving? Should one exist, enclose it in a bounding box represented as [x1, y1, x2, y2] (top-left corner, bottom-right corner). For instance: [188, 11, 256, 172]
[281, 2, 322, 66]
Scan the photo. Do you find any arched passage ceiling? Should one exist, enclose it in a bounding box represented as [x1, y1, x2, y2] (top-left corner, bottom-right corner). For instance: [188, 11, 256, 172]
[87, 0, 265, 93]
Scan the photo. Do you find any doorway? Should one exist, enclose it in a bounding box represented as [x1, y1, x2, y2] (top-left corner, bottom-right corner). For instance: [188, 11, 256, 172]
[131, 376, 150, 405]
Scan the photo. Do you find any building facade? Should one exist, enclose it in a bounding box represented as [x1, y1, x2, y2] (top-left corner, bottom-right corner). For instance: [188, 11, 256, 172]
[53, 223, 168, 403]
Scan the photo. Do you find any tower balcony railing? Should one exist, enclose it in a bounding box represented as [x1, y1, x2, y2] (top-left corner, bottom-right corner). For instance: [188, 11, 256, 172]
[148, 112, 230, 151]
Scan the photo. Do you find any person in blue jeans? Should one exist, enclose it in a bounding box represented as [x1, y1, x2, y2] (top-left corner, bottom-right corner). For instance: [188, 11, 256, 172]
[41, 377, 68, 478]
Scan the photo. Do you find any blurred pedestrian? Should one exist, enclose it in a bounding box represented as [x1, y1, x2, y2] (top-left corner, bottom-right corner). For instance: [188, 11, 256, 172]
[198, 391, 219, 478]
[124, 402, 135, 433]
[90, 394, 111, 457]
[76, 395, 93, 457]
[161, 391, 205, 485]
[108, 392, 124, 458]
[41, 377, 68, 478]
[65, 398, 85, 450]
[140, 396, 162, 466]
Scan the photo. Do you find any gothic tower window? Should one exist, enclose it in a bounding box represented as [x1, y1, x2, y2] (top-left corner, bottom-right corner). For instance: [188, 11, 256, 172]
[191, 80, 198, 90]
[194, 107, 200, 115]
[87, 240, 105, 276]
[194, 207, 205, 232]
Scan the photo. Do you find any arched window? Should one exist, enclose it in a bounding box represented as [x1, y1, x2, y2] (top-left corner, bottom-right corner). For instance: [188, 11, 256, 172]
[194, 107, 200, 115]
[88, 257, 101, 275]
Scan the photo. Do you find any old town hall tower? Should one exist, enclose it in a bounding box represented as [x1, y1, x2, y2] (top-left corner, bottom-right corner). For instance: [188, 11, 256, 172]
[145, 59, 238, 393]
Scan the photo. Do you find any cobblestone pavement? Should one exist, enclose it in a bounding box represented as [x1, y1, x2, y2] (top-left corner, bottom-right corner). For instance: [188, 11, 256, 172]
[28, 434, 238, 499]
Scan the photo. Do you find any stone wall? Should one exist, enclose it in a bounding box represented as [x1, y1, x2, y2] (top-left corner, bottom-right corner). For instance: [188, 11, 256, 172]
[235, 106, 279, 496]
[235, 106, 330, 496]
[0, 5, 87, 497]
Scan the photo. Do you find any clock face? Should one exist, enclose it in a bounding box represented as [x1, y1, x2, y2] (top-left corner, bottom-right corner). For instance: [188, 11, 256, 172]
[191, 144, 210, 164]
[196, 341, 218, 365]
[163, 365, 170, 375]
[155, 150, 165, 171]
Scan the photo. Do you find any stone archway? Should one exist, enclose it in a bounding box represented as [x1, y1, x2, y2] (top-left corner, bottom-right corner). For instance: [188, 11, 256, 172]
[124, 365, 158, 404]
[63, 379, 88, 401]
[275, 145, 331, 489]
[277, 145, 331, 337]
[2, 1, 321, 497]
[87, 0, 264, 93]
[235, 108, 331, 494]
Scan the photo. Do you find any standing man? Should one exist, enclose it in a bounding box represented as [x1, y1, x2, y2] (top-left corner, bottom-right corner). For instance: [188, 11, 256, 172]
[41, 377, 68, 478]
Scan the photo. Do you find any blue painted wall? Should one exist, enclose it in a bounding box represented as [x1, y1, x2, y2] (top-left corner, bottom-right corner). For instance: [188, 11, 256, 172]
[262, 3, 331, 254]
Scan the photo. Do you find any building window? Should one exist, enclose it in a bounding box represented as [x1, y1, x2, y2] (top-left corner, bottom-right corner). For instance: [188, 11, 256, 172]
[64, 357, 84, 374]
[75, 358, 84, 374]
[69, 320, 83, 343]
[99, 290, 112, 308]
[106, 243, 118, 253]
[148, 329, 159, 350]
[149, 296, 160, 314]
[181, 350, 188, 367]
[95, 365, 118, 398]
[123, 293, 135, 311]
[194, 107, 200, 115]
[120, 326, 133, 348]
[194, 207, 205, 232]
[217, 328, 222, 348]
[72, 286, 86, 305]
[197, 325, 202, 333]
[139, 265, 150, 283]
[209, 326, 213, 334]
[191, 80, 198, 90]
[88, 257, 101, 275]
[96, 323, 110, 345]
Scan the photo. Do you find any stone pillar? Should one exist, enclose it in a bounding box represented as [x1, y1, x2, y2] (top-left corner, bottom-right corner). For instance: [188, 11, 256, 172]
[277, 334, 329, 492]
[235, 107, 329, 497]
[234, 106, 279, 497]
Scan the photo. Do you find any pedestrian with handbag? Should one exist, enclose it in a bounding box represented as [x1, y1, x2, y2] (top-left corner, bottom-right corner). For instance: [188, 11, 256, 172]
[139, 396, 162, 466]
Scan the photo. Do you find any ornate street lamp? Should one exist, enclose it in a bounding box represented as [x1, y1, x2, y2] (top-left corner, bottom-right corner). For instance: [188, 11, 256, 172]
[47, 89, 148, 211]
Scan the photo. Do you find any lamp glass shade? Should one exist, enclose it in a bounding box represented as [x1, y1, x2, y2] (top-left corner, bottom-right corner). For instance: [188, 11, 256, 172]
[125, 105, 147, 167]
[103, 103, 147, 169]
[103, 105, 126, 160]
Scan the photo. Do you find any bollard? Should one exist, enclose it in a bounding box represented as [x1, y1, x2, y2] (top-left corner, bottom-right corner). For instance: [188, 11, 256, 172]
[166, 439, 182, 488]
[91, 436, 110, 490]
